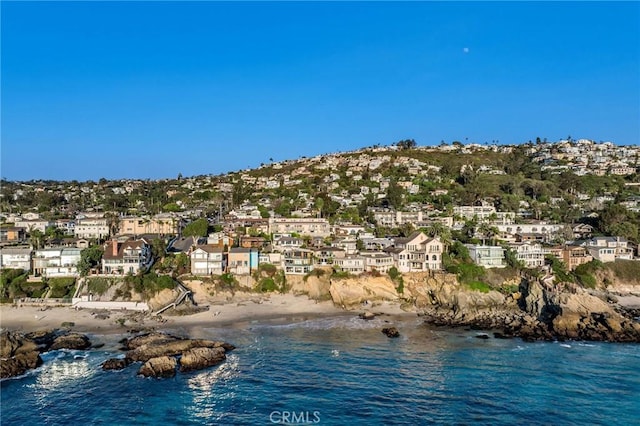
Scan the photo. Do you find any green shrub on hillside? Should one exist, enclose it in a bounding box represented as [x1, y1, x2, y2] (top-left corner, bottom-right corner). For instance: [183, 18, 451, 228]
[48, 277, 76, 299]
[86, 277, 113, 295]
[466, 281, 491, 293]
[256, 277, 277, 292]
[606, 260, 640, 283]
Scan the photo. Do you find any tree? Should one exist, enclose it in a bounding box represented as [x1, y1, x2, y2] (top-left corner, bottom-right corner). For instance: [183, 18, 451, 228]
[29, 228, 44, 249]
[422, 223, 452, 247]
[386, 179, 404, 209]
[396, 139, 417, 150]
[182, 218, 209, 238]
[150, 238, 168, 260]
[78, 246, 104, 276]
[314, 197, 325, 218]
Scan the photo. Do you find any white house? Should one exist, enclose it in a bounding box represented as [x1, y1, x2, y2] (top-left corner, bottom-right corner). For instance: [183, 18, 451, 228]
[0, 247, 32, 271]
[586, 237, 633, 262]
[190, 245, 224, 275]
[387, 232, 443, 272]
[509, 242, 546, 268]
[333, 255, 366, 274]
[33, 247, 81, 276]
[466, 245, 506, 268]
[360, 251, 395, 273]
[75, 217, 109, 239]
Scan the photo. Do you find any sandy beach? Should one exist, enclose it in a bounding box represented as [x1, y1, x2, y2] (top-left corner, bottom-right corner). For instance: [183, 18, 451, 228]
[0, 294, 413, 337]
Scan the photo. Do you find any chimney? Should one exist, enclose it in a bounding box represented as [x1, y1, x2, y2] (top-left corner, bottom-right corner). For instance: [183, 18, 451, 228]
[112, 239, 119, 257]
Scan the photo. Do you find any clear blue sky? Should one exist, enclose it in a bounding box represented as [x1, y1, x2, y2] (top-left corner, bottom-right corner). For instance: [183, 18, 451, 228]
[2, 1, 639, 181]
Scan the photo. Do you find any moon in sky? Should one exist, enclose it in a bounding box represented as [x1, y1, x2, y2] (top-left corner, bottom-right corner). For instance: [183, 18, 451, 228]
[463, 47, 470, 53]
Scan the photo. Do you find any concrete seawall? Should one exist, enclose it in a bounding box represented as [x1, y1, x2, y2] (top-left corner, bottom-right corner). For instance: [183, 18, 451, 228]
[71, 299, 149, 311]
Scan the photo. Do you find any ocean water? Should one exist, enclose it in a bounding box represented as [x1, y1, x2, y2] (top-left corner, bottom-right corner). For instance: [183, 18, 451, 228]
[2, 316, 639, 425]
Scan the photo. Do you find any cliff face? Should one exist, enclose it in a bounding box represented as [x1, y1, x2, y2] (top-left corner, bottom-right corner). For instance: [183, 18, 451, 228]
[329, 276, 398, 308]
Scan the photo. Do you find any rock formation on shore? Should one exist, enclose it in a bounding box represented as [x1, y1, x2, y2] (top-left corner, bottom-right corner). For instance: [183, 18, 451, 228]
[102, 332, 235, 378]
[1, 329, 94, 379]
[414, 275, 640, 343]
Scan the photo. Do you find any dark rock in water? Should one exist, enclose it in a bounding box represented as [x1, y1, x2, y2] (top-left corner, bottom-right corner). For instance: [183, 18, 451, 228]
[124, 332, 181, 351]
[180, 347, 226, 372]
[1, 331, 39, 359]
[0, 351, 43, 379]
[359, 311, 376, 321]
[138, 356, 177, 378]
[126, 338, 234, 363]
[0, 331, 43, 379]
[493, 332, 513, 339]
[23, 330, 58, 348]
[382, 327, 400, 338]
[102, 357, 132, 371]
[475, 334, 490, 339]
[50, 333, 92, 351]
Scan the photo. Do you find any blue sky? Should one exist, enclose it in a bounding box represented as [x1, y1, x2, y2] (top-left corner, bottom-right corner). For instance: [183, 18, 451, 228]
[2, 1, 639, 181]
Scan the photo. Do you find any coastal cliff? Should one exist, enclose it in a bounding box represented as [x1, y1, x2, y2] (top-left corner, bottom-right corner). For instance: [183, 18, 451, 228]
[404, 273, 640, 343]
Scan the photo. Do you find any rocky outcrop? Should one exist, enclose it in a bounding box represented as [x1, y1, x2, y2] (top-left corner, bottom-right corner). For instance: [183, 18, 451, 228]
[1, 329, 93, 379]
[102, 357, 132, 371]
[50, 333, 92, 351]
[329, 276, 399, 308]
[102, 332, 235, 378]
[138, 356, 177, 378]
[0, 351, 42, 379]
[359, 311, 376, 320]
[382, 327, 400, 338]
[417, 274, 640, 343]
[126, 337, 234, 363]
[180, 347, 226, 372]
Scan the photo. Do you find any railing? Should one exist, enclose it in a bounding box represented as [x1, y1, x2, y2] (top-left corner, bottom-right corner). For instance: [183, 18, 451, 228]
[19, 297, 72, 305]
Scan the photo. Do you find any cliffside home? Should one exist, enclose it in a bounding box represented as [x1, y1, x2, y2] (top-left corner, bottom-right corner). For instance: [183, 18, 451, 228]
[548, 245, 593, 270]
[102, 238, 152, 274]
[32, 248, 81, 277]
[586, 237, 633, 262]
[387, 232, 443, 272]
[227, 248, 259, 275]
[333, 255, 366, 274]
[0, 247, 32, 271]
[509, 242, 546, 268]
[466, 245, 506, 268]
[282, 248, 314, 274]
[190, 245, 224, 275]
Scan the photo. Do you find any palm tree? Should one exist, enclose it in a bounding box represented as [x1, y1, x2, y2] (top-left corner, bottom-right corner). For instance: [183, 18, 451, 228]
[423, 222, 452, 248]
[106, 212, 120, 237]
[29, 227, 44, 249]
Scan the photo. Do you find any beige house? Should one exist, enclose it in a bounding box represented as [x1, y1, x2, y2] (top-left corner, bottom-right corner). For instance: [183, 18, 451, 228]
[227, 248, 258, 275]
[548, 245, 593, 270]
[118, 215, 178, 236]
[269, 218, 330, 237]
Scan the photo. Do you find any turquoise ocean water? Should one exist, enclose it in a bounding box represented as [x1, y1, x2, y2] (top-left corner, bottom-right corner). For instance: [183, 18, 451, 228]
[2, 316, 639, 425]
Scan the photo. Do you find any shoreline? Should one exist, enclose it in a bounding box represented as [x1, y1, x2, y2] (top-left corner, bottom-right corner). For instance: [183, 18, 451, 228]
[0, 294, 414, 337]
